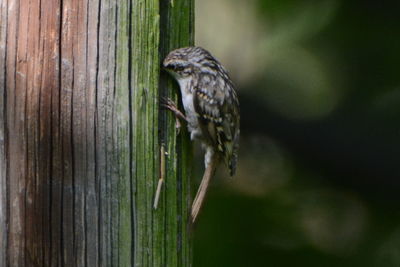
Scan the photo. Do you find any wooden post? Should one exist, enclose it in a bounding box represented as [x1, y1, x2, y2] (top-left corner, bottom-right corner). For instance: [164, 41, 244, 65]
[0, 0, 194, 266]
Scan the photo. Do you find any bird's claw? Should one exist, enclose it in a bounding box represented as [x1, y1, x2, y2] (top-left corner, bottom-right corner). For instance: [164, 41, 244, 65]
[160, 97, 187, 123]
[160, 97, 175, 110]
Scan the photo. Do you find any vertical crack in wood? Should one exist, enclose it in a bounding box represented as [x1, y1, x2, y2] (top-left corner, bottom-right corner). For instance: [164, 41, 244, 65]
[84, 0, 90, 265]
[94, 0, 101, 266]
[57, 0, 64, 266]
[112, 2, 119, 266]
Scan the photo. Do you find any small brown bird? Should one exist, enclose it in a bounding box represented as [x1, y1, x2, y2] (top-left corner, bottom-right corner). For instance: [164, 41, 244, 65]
[163, 46, 240, 222]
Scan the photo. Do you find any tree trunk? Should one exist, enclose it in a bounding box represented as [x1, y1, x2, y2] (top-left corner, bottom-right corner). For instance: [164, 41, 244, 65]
[0, 0, 194, 266]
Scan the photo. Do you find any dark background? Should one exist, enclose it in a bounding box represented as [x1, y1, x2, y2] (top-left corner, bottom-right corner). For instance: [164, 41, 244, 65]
[194, 0, 400, 266]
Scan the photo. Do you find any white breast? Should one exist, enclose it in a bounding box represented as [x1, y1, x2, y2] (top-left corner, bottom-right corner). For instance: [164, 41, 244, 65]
[178, 78, 193, 111]
[177, 77, 202, 140]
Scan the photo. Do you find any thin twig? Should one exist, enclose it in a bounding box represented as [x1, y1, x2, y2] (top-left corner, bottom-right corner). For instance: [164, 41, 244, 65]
[154, 144, 166, 209]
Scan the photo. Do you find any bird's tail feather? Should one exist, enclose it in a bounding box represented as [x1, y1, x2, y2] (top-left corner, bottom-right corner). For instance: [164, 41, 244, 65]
[191, 153, 218, 223]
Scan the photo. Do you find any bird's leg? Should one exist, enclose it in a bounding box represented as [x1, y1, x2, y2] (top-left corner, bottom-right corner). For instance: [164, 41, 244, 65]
[161, 97, 187, 131]
[161, 97, 187, 121]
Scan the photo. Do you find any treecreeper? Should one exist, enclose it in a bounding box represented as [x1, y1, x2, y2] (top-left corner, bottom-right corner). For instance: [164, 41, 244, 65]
[162, 47, 240, 222]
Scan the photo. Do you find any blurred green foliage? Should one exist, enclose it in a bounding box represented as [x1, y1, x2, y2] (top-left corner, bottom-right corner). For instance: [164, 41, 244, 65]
[194, 0, 400, 266]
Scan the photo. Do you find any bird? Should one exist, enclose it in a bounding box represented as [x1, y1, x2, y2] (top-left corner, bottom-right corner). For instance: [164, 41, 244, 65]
[162, 46, 240, 222]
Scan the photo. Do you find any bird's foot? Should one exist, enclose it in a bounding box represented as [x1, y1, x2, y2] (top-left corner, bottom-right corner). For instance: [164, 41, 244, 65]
[161, 97, 187, 132]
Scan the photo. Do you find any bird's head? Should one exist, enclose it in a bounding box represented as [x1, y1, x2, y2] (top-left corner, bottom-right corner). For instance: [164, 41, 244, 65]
[163, 46, 218, 80]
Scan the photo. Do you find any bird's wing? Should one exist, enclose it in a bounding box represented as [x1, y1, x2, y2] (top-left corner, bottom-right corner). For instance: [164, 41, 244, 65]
[193, 73, 240, 175]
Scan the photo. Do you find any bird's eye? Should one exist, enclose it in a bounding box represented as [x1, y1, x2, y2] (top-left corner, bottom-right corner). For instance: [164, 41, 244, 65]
[174, 65, 185, 72]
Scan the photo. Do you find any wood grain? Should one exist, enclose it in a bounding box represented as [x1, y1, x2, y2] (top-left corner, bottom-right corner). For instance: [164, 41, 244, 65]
[0, 0, 194, 266]
[0, 0, 7, 266]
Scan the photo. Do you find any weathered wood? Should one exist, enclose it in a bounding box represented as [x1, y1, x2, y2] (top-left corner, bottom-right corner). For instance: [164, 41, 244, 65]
[159, 1, 195, 266]
[0, 0, 7, 266]
[0, 0, 194, 266]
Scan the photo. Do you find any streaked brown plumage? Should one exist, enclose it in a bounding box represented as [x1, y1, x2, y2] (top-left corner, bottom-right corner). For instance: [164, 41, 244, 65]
[163, 46, 240, 222]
